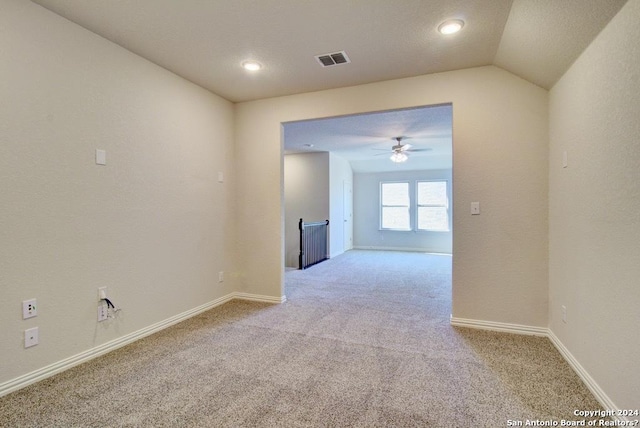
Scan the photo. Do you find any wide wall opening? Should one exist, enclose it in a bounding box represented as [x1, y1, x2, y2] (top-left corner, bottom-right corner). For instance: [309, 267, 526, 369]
[282, 103, 453, 312]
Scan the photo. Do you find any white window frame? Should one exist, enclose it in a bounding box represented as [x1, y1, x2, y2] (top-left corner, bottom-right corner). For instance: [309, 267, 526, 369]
[416, 180, 450, 232]
[379, 181, 411, 231]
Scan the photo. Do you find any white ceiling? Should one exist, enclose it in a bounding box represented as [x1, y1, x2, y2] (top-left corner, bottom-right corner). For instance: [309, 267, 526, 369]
[30, 0, 627, 172]
[284, 105, 452, 173]
[31, 0, 627, 103]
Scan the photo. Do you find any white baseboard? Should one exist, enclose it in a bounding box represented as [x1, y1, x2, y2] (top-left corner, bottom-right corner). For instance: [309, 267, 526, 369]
[450, 316, 548, 336]
[0, 292, 283, 398]
[354, 246, 452, 255]
[232, 292, 287, 304]
[450, 316, 625, 420]
[546, 330, 622, 416]
[0, 301, 623, 421]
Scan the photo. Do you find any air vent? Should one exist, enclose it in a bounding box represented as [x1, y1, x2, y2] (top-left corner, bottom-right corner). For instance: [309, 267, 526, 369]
[315, 51, 351, 67]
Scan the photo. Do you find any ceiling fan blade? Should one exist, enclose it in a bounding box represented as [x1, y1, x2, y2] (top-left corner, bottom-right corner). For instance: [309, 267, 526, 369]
[406, 148, 432, 153]
[399, 143, 412, 151]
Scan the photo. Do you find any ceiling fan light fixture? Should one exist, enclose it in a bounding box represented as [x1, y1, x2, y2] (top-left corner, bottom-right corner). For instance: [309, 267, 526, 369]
[438, 19, 464, 35]
[390, 152, 408, 163]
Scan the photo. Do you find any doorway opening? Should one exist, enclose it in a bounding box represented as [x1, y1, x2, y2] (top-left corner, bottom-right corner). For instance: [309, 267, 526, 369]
[282, 103, 453, 309]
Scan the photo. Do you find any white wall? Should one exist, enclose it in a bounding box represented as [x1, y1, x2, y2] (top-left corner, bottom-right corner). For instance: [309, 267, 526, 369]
[548, 0, 640, 409]
[283, 153, 330, 268]
[5, 0, 636, 410]
[283, 152, 352, 267]
[329, 153, 353, 258]
[235, 65, 549, 327]
[0, 0, 235, 385]
[354, 169, 453, 253]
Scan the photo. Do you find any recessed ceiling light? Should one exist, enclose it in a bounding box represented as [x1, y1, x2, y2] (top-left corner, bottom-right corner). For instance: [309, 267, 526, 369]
[438, 19, 464, 35]
[242, 61, 262, 71]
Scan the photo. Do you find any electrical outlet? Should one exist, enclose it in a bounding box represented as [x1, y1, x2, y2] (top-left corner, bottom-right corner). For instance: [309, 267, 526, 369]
[218, 271, 224, 282]
[561, 305, 567, 323]
[22, 299, 37, 319]
[25, 327, 39, 348]
[98, 303, 108, 322]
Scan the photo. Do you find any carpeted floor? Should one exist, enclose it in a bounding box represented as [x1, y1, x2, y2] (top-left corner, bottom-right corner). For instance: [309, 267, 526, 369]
[0, 250, 603, 427]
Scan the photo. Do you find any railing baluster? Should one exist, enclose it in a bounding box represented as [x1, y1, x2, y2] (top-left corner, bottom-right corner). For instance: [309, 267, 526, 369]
[298, 218, 330, 269]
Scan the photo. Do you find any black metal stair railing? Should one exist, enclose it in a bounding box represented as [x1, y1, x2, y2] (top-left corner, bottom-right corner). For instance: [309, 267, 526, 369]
[298, 218, 329, 269]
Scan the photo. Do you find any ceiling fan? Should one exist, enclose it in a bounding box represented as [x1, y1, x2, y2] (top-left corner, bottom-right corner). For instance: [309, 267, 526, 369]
[375, 136, 431, 163]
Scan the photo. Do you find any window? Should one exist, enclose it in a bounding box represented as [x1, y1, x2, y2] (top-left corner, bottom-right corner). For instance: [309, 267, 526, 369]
[379, 180, 450, 232]
[417, 180, 449, 232]
[380, 182, 410, 230]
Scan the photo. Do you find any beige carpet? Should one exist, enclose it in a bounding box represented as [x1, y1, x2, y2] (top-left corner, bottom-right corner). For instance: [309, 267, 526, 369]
[0, 250, 603, 427]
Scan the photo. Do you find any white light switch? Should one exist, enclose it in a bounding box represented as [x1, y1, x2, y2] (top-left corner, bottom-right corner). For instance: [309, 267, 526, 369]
[471, 202, 480, 215]
[217, 171, 224, 183]
[96, 149, 106, 165]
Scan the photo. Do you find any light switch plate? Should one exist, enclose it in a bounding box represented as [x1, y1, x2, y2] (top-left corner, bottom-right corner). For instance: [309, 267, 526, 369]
[471, 202, 480, 215]
[96, 149, 106, 165]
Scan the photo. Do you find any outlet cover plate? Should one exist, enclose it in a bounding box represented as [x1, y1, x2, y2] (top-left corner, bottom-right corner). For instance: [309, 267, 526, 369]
[25, 327, 39, 348]
[98, 303, 108, 322]
[22, 299, 37, 319]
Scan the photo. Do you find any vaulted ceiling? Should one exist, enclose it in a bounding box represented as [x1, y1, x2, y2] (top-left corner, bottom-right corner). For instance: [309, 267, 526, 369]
[31, 0, 627, 103]
[31, 0, 628, 172]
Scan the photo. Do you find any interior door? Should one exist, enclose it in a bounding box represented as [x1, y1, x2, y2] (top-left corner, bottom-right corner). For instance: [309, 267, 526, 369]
[343, 180, 353, 250]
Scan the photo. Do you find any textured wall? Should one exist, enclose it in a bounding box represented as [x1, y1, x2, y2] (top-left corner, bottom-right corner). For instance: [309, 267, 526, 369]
[0, 0, 235, 384]
[283, 153, 330, 268]
[494, 0, 628, 89]
[283, 152, 352, 268]
[549, 0, 640, 409]
[235, 65, 549, 327]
